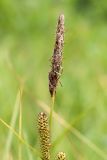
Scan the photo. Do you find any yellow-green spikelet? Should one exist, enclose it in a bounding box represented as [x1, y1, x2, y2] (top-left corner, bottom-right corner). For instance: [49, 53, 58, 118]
[38, 112, 51, 160]
[56, 152, 66, 160]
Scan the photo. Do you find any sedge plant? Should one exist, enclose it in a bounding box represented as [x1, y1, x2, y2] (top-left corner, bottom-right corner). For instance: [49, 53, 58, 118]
[37, 14, 67, 160]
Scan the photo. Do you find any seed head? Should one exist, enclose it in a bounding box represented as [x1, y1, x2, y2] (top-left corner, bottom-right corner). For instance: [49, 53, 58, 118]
[38, 112, 51, 160]
[49, 14, 64, 97]
[56, 152, 66, 160]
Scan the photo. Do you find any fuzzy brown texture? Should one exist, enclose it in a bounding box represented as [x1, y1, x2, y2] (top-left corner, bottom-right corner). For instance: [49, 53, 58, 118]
[49, 14, 64, 97]
[56, 152, 66, 160]
[38, 112, 51, 160]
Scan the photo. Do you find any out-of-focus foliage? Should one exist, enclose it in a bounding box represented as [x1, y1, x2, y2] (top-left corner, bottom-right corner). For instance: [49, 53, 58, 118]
[0, 0, 107, 159]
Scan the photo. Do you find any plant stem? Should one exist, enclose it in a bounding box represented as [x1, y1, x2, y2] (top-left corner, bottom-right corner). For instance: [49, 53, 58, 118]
[19, 87, 23, 160]
[49, 95, 55, 135]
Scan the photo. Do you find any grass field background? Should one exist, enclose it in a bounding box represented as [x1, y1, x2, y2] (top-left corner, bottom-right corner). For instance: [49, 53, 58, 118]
[0, 0, 107, 159]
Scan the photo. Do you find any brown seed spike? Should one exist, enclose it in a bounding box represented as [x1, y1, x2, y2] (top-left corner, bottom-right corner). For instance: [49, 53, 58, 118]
[49, 14, 64, 97]
[38, 112, 51, 160]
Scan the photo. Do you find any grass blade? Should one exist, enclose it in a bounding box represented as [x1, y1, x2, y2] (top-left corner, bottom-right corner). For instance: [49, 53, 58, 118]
[2, 90, 21, 160]
[18, 87, 23, 160]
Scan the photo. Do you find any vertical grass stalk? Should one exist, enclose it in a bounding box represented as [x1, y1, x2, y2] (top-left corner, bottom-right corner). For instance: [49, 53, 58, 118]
[49, 95, 55, 134]
[2, 90, 21, 160]
[18, 87, 23, 160]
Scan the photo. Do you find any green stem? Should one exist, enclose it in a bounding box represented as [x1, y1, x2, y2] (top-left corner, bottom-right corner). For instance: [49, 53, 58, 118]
[49, 95, 55, 135]
[19, 88, 23, 160]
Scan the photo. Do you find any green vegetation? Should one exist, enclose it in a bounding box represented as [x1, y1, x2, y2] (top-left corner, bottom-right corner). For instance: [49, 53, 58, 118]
[0, 0, 107, 159]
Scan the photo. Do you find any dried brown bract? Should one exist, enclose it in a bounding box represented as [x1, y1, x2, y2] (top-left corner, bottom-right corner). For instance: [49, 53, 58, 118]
[56, 152, 66, 160]
[38, 112, 51, 160]
[49, 14, 64, 97]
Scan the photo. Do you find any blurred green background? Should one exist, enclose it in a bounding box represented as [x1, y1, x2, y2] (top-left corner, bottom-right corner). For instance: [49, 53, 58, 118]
[0, 0, 107, 159]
